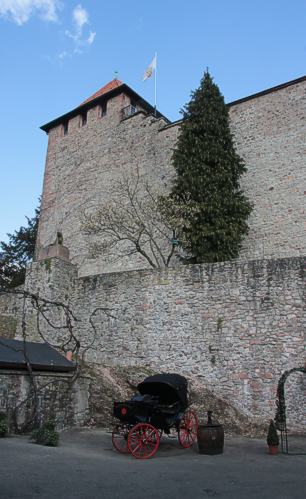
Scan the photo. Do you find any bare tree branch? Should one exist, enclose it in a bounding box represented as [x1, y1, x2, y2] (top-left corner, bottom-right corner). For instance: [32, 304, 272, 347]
[0, 286, 101, 432]
[82, 167, 184, 268]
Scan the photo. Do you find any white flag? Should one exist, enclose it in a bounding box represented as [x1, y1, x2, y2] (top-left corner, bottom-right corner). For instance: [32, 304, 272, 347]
[143, 55, 157, 81]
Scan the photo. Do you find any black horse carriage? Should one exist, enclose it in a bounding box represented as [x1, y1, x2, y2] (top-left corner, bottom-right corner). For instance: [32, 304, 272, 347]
[112, 373, 198, 459]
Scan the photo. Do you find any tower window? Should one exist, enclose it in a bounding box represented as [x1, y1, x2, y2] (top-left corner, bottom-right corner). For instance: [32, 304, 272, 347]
[98, 101, 107, 118]
[80, 111, 87, 127]
[62, 121, 69, 136]
[130, 100, 137, 114]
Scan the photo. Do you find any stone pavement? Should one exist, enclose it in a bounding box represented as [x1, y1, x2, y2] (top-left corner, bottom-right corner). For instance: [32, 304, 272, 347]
[0, 429, 305, 499]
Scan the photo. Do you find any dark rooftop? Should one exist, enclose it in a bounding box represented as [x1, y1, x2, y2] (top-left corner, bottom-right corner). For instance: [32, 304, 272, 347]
[0, 338, 74, 372]
[41, 74, 306, 134]
[227, 74, 306, 107]
[161, 74, 306, 131]
[41, 80, 170, 133]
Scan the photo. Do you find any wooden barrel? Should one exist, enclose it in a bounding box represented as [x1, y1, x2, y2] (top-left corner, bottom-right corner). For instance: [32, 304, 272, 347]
[197, 423, 224, 455]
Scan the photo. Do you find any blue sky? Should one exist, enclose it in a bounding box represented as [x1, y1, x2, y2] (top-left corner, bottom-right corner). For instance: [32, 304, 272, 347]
[0, 0, 305, 242]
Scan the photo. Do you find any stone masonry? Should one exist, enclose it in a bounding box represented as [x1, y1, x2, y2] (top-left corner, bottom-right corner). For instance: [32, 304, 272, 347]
[0, 370, 90, 430]
[1, 76, 305, 434]
[36, 76, 306, 276]
[3, 255, 303, 433]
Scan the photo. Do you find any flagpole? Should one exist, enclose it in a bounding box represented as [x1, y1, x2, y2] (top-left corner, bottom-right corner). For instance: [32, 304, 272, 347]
[154, 52, 157, 117]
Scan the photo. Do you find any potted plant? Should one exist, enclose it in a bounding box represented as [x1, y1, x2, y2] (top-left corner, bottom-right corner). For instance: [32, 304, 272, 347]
[267, 419, 279, 454]
[0, 413, 8, 438]
[31, 420, 59, 447]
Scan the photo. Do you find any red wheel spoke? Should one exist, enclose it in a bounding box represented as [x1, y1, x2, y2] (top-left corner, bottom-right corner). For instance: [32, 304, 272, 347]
[178, 410, 198, 448]
[144, 429, 156, 444]
[133, 442, 142, 453]
[128, 423, 160, 459]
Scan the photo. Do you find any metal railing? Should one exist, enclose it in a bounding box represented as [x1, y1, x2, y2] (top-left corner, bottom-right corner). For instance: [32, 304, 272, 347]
[122, 105, 138, 119]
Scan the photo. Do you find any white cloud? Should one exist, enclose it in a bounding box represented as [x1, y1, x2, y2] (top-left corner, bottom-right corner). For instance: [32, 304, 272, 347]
[64, 28, 77, 42]
[64, 4, 96, 54]
[87, 30, 95, 45]
[58, 50, 68, 59]
[0, 0, 60, 25]
[72, 3, 87, 29]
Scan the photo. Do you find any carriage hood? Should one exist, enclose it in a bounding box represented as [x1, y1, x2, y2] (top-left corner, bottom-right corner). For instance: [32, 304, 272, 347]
[137, 373, 188, 408]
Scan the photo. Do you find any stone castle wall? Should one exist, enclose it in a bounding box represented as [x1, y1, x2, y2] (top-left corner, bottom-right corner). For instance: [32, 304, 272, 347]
[4, 255, 304, 433]
[2, 77, 306, 433]
[229, 79, 306, 261]
[0, 370, 90, 430]
[36, 78, 306, 277]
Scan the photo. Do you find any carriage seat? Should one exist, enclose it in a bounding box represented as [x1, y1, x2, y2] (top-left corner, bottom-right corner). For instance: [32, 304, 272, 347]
[157, 400, 181, 414]
[131, 394, 159, 404]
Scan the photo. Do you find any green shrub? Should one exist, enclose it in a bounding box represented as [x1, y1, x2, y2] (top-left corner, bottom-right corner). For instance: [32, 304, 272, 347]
[0, 413, 8, 437]
[31, 420, 59, 447]
[266, 420, 279, 446]
[0, 421, 8, 437]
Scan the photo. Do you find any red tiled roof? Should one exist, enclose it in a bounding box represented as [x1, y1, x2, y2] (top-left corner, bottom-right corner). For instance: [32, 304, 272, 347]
[80, 79, 123, 106]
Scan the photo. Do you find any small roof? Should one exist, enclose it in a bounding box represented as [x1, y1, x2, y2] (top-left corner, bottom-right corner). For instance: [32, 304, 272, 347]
[80, 79, 123, 105]
[227, 74, 306, 107]
[0, 338, 74, 372]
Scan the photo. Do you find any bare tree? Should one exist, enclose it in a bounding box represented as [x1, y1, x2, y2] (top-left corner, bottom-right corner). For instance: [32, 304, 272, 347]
[0, 286, 112, 433]
[82, 167, 187, 269]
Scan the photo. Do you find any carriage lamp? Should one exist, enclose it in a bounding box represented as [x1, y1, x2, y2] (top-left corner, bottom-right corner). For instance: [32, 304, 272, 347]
[121, 407, 127, 416]
[170, 229, 179, 247]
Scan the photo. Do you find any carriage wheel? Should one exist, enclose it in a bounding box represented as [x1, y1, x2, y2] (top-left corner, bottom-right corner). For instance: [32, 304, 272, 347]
[112, 424, 130, 454]
[128, 423, 160, 459]
[178, 410, 198, 448]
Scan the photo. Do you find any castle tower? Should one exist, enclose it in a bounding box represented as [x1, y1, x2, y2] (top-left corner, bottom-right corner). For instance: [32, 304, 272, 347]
[36, 79, 175, 276]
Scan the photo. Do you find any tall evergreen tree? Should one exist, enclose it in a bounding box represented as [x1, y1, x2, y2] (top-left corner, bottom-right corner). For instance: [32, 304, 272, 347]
[0, 204, 40, 289]
[171, 70, 252, 263]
